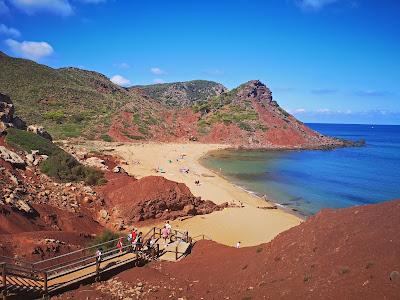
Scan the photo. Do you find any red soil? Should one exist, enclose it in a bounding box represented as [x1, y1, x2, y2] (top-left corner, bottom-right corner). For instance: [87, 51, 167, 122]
[58, 199, 400, 300]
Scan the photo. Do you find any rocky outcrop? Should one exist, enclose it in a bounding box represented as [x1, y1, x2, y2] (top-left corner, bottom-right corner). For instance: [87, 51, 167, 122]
[95, 174, 226, 224]
[27, 125, 52, 141]
[132, 80, 228, 107]
[0, 93, 27, 134]
[0, 146, 25, 167]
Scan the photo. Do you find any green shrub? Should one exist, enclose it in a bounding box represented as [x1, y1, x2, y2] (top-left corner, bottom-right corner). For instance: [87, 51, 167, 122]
[89, 230, 121, 251]
[40, 151, 104, 184]
[6, 129, 104, 185]
[5, 128, 59, 156]
[101, 134, 113, 142]
[43, 110, 65, 123]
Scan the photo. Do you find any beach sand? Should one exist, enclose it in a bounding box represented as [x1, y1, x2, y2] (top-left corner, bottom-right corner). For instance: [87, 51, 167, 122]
[82, 142, 302, 247]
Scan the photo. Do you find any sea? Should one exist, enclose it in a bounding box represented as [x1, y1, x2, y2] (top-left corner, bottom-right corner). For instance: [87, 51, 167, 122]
[201, 124, 400, 217]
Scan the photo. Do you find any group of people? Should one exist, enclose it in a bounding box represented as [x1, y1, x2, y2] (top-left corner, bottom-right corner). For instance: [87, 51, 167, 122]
[95, 221, 179, 264]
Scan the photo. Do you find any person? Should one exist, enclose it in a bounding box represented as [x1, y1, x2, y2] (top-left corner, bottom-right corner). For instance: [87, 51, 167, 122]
[96, 248, 102, 263]
[131, 228, 137, 251]
[161, 225, 169, 245]
[136, 232, 143, 251]
[165, 221, 172, 232]
[117, 236, 124, 254]
[236, 241, 241, 249]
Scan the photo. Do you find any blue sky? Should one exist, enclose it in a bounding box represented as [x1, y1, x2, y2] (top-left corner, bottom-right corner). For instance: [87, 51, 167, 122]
[0, 0, 399, 124]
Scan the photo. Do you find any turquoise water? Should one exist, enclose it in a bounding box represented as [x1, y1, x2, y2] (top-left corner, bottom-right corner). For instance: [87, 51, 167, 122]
[201, 124, 400, 216]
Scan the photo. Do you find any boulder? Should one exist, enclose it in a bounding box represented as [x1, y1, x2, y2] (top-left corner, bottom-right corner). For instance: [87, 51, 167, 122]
[27, 125, 53, 141]
[0, 94, 14, 134]
[0, 146, 25, 167]
[12, 116, 27, 130]
[112, 165, 125, 173]
[85, 157, 108, 171]
[183, 204, 197, 215]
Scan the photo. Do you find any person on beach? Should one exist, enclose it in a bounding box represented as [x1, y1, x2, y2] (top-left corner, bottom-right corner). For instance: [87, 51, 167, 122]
[161, 225, 169, 245]
[236, 241, 241, 248]
[117, 236, 124, 253]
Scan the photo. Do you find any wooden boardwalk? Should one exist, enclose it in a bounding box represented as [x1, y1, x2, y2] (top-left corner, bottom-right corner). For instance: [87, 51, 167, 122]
[0, 227, 201, 299]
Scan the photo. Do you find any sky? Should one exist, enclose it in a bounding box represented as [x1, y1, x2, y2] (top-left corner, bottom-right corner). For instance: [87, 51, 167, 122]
[0, 0, 399, 124]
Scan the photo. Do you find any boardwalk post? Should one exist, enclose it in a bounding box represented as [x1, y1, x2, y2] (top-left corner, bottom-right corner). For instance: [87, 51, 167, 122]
[43, 271, 48, 299]
[95, 259, 100, 282]
[1, 263, 6, 300]
[175, 245, 178, 260]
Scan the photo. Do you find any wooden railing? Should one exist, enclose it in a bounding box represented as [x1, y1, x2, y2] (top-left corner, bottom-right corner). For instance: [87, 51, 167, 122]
[0, 226, 202, 298]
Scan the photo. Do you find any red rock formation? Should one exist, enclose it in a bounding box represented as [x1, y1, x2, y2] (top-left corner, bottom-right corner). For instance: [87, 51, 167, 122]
[96, 174, 224, 224]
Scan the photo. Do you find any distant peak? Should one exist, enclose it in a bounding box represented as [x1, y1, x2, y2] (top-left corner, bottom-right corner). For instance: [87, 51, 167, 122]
[237, 80, 273, 103]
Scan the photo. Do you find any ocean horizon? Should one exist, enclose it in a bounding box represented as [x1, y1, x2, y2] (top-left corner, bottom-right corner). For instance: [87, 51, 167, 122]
[201, 123, 400, 216]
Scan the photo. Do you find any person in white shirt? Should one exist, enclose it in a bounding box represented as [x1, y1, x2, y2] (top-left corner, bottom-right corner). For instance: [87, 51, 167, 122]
[236, 241, 241, 248]
[165, 221, 172, 231]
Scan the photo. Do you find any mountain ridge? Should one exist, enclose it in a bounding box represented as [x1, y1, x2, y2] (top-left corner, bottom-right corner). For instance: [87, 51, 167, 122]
[0, 52, 349, 149]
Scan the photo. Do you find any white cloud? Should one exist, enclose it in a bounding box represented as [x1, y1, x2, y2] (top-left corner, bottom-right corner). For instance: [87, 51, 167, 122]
[316, 108, 331, 113]
[9, 0, 74, 16]
[293, 108, 307, 114]
[0, 24, 20, 37]
[110, 75, 131, 87]
[5, 39, 54, 60]
[150, 67, 165, 75]
[0, 0, 9, 14]
[296, 0, 338, 10]
[153, 78, 165, 84]
[114, 62, 130, 69]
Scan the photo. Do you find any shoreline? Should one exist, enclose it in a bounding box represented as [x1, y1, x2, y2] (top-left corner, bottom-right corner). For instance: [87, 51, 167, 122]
[198, 150, 308, 220]
[72, 141, 304, 247]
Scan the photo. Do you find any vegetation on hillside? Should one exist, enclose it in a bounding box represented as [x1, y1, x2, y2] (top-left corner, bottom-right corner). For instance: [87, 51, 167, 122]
[0, 52, 143, 139]
[193, 88, 267, 134]
[133, 80, 227, 107]
[5, 128, 105, 185]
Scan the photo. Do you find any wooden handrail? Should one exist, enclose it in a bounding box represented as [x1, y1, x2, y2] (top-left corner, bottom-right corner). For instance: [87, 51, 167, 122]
[0, 225, 194, 297]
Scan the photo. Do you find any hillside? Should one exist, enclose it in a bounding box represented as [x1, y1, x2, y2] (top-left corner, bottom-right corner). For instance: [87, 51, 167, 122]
[112, 80, 346, 148]
[1, 52, 348, 148]
[0, 51, 147, 139]
[58, 199, 400, 299]
[132, 80, 227, 106]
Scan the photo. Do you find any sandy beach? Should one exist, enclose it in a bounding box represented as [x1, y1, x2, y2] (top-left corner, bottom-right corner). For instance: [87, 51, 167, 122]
[80, 141, 302, 247]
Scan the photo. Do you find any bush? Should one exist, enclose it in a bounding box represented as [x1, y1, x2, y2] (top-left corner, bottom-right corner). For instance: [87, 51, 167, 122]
[5, 128, 59, 156]
[89, 230, 121, 251]
[43, 110, 65, 123]
[101, 134, 113, 142]
[40, 151, 104, 184]
[6, 128, 105, 185]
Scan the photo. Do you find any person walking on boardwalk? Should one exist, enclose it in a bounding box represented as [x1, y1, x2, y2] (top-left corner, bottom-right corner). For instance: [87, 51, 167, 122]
[131, 228, 137, 251]
[165, 221, 172, 233]
[162, 225, 169, 245]
[96, 248, 102, 262]
[136, 232, 143, 251]
[117, 236, 124, 253]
